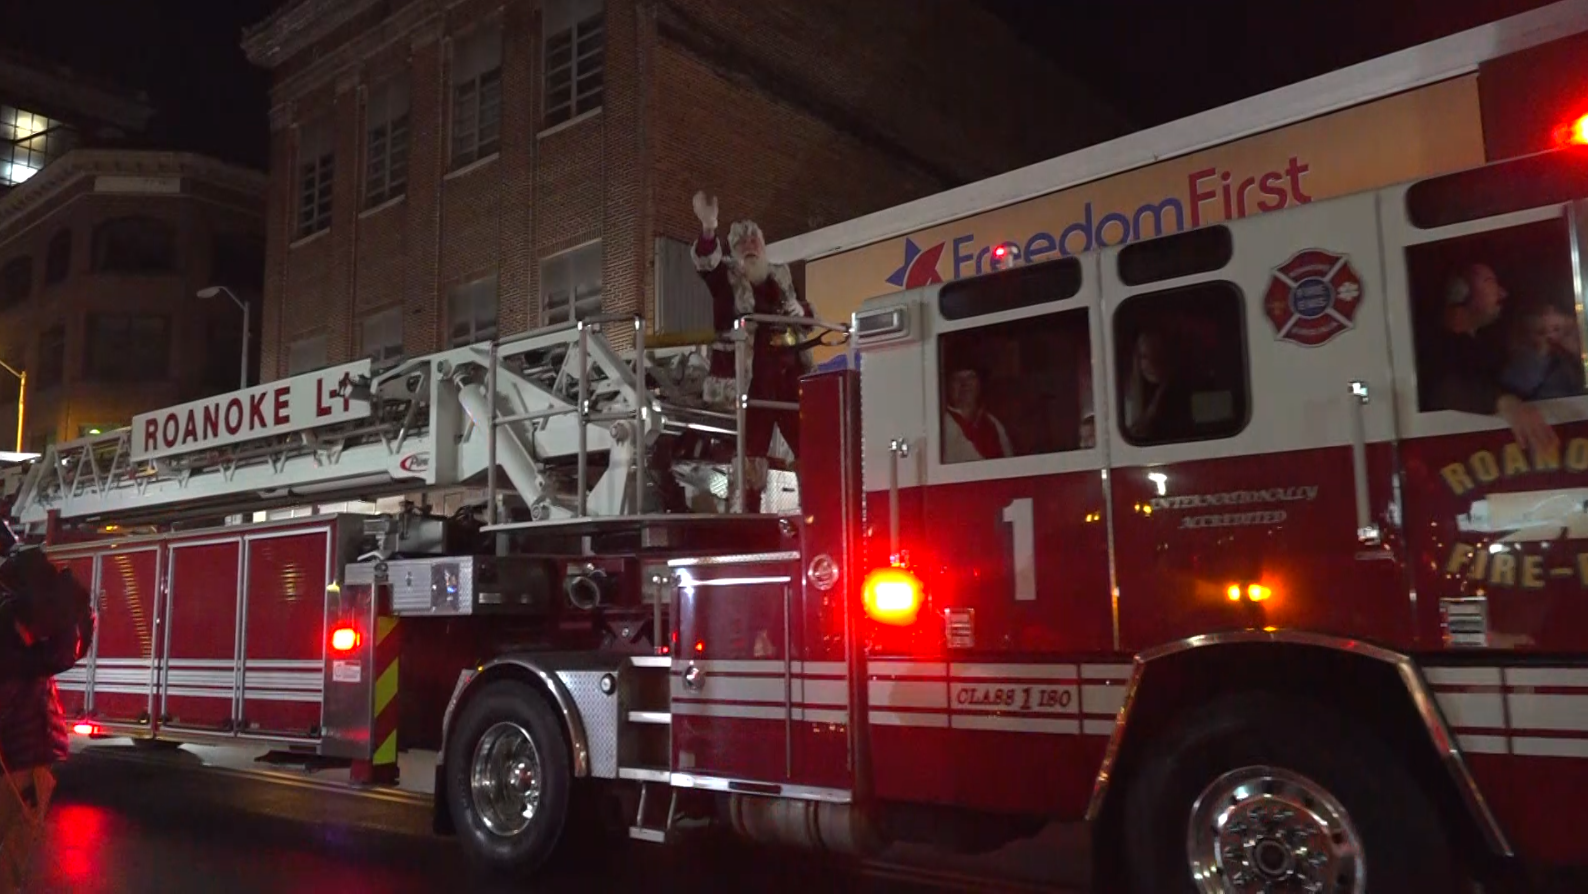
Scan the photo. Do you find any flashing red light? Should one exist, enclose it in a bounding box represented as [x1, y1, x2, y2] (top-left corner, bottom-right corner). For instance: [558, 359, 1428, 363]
[330, 626, 361, 652]
[863, 567, 924, 626]
[993, 245, 1007, 258]
[71, 722, 99, 737]
[694, 640, 705, 653]
[1554, 113, 1588, 147]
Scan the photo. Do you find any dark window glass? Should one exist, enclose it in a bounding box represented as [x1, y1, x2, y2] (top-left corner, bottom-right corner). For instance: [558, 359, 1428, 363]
[1113, 281, 1249, 445]
[938, 257, 1082, 321]
[937, 308, 1093, 464]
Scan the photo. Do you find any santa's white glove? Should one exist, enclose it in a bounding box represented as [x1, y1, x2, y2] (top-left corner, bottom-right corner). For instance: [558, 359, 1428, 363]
[692, 190, 719, 234]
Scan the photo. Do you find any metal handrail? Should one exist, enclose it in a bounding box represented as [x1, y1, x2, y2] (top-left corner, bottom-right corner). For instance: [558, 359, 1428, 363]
[730, 313, 851, 513]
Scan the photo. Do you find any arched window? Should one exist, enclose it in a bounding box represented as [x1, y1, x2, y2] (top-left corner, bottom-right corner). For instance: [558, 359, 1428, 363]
[91, 216, 176, 273]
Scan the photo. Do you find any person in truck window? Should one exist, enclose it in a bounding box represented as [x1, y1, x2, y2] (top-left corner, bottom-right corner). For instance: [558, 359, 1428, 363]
[1121, 328, 1192, 443]
[1419, 262, 1560, 453]
[942, 363, 1013, 463]
[1499, 301, 1584, 402]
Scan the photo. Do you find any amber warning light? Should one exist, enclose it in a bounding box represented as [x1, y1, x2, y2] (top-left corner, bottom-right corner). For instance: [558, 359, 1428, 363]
[330, 626, 361, 652]
[863, 567, 924, 626]
[1553, 113, 1588, 147]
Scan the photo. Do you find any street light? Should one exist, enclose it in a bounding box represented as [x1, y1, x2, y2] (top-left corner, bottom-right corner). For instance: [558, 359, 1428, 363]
[0, 359, 25, 453]
[198, 285, 250, 390]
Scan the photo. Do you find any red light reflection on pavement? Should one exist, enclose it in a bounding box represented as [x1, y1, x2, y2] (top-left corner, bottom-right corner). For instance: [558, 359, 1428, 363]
[37, 803, 118, 893]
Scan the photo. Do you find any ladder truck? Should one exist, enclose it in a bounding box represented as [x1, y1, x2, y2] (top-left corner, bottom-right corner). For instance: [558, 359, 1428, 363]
[13, 143, 1588, 894]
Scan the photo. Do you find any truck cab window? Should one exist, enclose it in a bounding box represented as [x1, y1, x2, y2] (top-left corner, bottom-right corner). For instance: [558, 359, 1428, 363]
[1404, 217, 1583, 414]
[937, 308, 1091, 465]
[1113, 282, 1248, 446]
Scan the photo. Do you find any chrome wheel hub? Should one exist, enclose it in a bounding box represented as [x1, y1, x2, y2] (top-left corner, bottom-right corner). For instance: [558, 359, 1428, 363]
[470, 721, 543, 836]
[1188, 766, 1364, 893]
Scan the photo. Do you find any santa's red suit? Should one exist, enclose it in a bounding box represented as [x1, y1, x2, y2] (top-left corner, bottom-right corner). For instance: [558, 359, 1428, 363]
[693, 234, 813, 501]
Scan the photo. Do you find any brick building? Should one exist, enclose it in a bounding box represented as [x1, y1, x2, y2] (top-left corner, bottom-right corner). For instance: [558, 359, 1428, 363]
[240, 0, 1126, 382]
[0, 151, 268, 452]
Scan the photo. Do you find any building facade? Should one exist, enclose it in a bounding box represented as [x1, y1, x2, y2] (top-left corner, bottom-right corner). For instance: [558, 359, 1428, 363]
[0, 151, 268, 452]
[241, 0, 1126, 382]
[1, 51, 155, 195]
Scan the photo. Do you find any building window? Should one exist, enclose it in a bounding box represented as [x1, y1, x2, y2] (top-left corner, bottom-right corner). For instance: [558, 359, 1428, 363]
[361, 307, 404, 369]
[0, 106, 77, 186]
[449, 275, 499, 346]
[544, 0, 605, 129]
[540, 242, 603, 326]
[1113, 282, 1249, 446]
[0, 257, 30, 310]
[366, 77, 410, 207]
[35, 326, 64, 391]
[296, 117, 335, 239]
[44, 229, 71, 285]
[451, 27, 502, 169]
[91, 217, 176, 273]
[85, 314, 170, 383]
[286, 333, 328, 376]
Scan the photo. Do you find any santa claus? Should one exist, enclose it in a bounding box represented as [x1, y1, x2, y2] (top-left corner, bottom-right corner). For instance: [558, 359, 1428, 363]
[691, 190, 813, 510]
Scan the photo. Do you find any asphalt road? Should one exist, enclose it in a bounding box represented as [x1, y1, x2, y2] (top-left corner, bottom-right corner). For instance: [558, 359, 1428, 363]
[16, 750, 998, 894]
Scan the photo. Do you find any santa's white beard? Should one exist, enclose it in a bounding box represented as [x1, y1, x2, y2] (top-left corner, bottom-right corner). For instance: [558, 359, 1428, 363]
[740, 254, 770, 285]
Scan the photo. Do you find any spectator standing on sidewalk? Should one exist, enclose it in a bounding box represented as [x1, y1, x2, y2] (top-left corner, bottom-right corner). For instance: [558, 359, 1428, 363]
[0, 526, 94, 894]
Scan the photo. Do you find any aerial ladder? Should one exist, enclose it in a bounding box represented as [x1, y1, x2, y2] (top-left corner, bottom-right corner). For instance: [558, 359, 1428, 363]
[3, 312, 850, 536]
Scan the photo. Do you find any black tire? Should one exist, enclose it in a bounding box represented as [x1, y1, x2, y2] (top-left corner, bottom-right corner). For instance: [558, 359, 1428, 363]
[1122, 691, 1459, 894]
[445, 680, 573, 877]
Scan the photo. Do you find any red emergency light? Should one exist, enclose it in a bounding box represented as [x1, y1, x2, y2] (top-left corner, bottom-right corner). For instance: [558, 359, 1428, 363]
[330, 626, 361, 652]
[71, 722, 100, 737]
[1553, 112, 1588, 147]
[863, 566, 924, 626]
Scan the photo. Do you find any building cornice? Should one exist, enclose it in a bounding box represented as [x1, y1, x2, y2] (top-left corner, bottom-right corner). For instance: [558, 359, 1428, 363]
[251, 0, 488, 111]
[242, 0, 389, 69]
[0, 150, 268, 226]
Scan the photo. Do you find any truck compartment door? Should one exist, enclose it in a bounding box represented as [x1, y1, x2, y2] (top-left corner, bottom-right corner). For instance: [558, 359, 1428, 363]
[89, 544, 162, 728]
[239, 527, 332, 739]
[160, 537, 244, 733]
[670, 554, 800, 788]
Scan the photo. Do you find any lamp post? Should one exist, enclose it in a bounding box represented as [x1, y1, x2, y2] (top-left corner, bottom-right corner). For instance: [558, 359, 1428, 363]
[0, 359, 25, 453]
[198, 285, 250, 389]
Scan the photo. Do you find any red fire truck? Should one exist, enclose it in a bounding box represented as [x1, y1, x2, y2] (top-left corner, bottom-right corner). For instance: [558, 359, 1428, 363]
[10, 138, 1588, 893]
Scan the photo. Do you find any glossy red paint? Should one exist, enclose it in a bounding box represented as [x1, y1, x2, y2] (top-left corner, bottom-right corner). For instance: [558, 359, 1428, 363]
[858, 467, 1112, 815]
[671, 562, 796, 785]
[161, 540, 243, 731]
[793, 370, 861, 792]
[1112, 443, 1412, 651]
[241, 529, 329, 737]
[1401, 426, 1588, 652]
[88, 545, 161, 725]
[1402, 425, 1588, 863]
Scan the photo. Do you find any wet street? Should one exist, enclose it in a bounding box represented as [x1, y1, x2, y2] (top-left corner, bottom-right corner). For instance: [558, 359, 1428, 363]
[19, 749, 1048, 894]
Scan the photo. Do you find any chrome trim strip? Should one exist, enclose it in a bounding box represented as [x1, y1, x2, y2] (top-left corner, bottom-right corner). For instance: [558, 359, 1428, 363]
[668, 773, 853, 803]
[1083, 629, 1512, 857]
[667, 552, 801, 567]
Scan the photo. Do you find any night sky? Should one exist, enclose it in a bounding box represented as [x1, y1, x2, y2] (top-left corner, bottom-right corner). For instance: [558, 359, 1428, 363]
[6, 0, 1562, 171]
